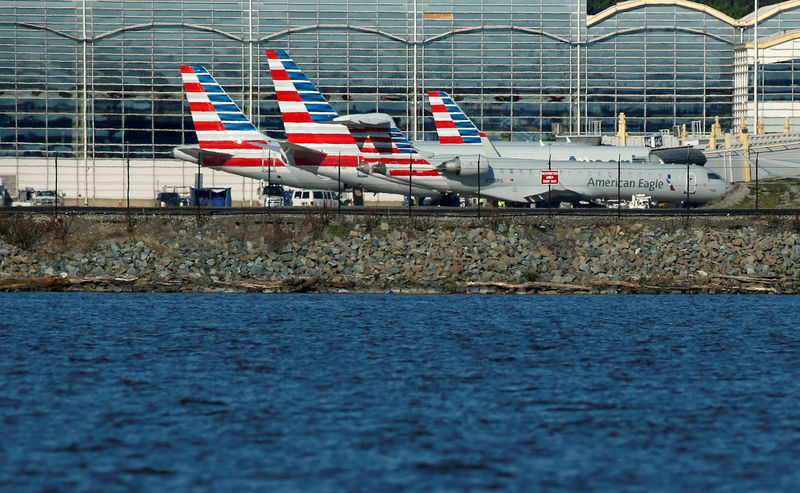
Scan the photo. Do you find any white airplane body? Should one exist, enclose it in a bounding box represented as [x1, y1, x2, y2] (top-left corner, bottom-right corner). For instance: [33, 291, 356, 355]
[365, 139, 729, 205]
[477, 160, 730, 205]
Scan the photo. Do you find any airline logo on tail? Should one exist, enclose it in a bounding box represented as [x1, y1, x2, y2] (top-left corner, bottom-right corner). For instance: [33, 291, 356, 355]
[180, 65, 267, 150]
[427, 91, 483, 144]
[266, 49, 360, 166]
[179, 65, 284, 171]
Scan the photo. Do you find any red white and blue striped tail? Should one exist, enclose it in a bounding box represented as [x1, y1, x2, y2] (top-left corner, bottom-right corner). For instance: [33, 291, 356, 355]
[180, 65, 270, 151]
[427, 91, 484, 144]
[266, 49, 361, 167]
[360, 136, 380, 162]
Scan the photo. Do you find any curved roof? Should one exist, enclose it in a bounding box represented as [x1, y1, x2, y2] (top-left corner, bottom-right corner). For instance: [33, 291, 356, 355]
[736, 29, 800, 49]
[588, 0, 800, 28]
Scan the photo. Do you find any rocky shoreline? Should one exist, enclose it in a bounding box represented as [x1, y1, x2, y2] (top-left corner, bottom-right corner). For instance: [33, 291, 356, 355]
[1, 212, 799, 294]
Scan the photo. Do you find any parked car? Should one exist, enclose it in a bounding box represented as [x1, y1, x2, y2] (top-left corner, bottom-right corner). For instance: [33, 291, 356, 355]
[291, 189, 338, 208]
[156, 191, 188, 207]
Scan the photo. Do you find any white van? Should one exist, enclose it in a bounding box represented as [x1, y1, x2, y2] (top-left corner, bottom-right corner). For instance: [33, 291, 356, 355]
[291, 189, 338, 208]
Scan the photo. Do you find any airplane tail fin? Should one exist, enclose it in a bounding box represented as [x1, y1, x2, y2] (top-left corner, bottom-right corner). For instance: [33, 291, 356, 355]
[180, 65, 270, 151]
[360, 136, 381, 162]
[266, 49, 361, 166]
[427, 91, 499, 157]
[427, 91, 483, 144]
[335, 113, 418, 158]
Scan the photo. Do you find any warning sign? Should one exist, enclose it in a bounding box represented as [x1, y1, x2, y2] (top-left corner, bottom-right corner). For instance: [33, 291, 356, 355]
[541, 170, 559, 185]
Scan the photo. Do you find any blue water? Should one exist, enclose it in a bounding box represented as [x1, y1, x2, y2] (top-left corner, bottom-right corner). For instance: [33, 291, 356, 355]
[1, 294, 799, 492]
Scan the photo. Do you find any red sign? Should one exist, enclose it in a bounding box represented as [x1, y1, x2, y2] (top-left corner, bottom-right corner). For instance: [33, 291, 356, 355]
[541, 170, 559, 185]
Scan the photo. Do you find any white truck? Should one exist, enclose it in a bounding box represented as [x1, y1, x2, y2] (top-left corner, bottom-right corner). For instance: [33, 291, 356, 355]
[629, 194, 652, 209]
[14, 188, 64, 207]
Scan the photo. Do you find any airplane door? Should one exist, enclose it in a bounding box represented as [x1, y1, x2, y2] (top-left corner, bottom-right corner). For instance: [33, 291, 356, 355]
[684, 173, 697, 194]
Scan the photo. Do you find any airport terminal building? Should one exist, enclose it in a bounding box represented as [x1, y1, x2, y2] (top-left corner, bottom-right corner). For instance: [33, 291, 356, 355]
[1, 0, 799, 203]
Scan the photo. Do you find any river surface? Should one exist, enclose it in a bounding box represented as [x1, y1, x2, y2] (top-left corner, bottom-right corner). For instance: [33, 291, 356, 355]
[1, 293, 799, 492]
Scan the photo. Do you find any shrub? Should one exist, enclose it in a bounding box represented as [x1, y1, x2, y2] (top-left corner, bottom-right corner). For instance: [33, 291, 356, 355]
[521, 271, 539, 282]
[0, 213, 48, 250]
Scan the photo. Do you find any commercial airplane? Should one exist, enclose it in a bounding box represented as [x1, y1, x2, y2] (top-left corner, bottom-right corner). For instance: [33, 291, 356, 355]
[341, 109, 731, 206]
[260, 50, 731, 206]
[174, 65, 336, 189]
[265, 49, 438, 198]
[418, 91, 707, 166]
[472, 160, 731, 206]
[366, 125, 731, 206]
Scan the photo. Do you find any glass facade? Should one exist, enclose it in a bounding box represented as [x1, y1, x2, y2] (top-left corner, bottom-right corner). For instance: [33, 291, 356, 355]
[586, 3, 742, 134]
[2, 0, 800, 161]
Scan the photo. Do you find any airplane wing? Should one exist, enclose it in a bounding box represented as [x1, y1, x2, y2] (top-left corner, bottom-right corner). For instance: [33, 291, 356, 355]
[173, 145, 233, 167]
[479, 183, 582, 204]
[278, 141, 328, 167]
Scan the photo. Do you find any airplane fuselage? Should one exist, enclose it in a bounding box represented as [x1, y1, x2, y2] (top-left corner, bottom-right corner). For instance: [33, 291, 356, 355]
[479, 160, 730, 205]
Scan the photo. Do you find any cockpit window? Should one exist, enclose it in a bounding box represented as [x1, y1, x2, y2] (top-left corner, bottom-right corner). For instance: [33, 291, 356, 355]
[708, 172, 722, 180]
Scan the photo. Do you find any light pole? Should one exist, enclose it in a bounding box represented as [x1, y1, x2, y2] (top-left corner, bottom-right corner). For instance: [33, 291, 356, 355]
[754, 0, 759, 132]
[477, 155, 481, 219]
[267, 149, 272, 211]
[54, 153, 59, 218]
[616, 154, 621, 219]
[408, 152, 412, 216]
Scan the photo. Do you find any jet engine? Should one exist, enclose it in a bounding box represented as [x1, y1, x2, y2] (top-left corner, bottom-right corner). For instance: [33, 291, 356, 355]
[435, 156, 492, 176]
